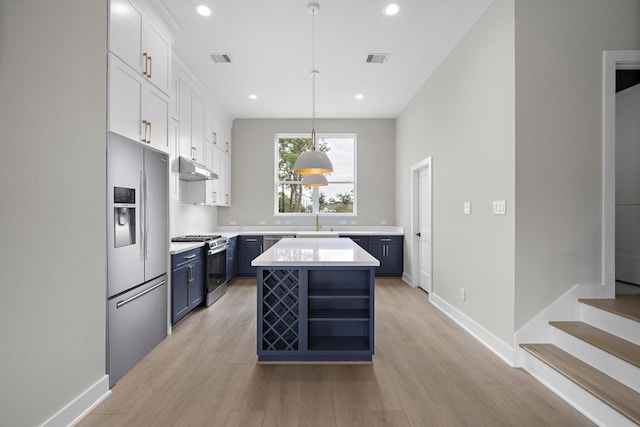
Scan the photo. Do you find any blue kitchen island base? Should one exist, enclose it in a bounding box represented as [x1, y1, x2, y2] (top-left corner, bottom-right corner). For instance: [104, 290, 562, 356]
[256, 267, 375, 362]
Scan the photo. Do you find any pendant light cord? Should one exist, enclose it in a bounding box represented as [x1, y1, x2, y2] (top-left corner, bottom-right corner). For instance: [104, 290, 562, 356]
[311, 4, 317, 150]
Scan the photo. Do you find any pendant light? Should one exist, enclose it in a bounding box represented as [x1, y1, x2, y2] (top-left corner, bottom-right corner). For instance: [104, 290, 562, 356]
[302, 173, 328, 186]
[293, 2, 333, 175]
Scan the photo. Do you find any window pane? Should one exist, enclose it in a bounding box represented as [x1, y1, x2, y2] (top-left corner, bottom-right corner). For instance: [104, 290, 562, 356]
[319, 184, 354, 214]
[278, 137, 313, 181]
[277, 183, 313, 213]
[320, 137, 354, 181]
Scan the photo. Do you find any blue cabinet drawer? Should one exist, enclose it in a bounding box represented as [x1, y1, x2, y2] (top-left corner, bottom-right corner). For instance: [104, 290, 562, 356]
[368, 235, 402, 245]
[172, 247, 204, 269]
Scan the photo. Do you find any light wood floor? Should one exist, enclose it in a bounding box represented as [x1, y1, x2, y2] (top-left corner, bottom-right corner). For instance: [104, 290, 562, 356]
[78, 278, 594, 427]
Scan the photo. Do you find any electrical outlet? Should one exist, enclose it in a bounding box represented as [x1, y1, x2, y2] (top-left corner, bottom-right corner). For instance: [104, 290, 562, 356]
[459, 288, 466, 301]
[493, 200, 506, 215]
[340, 220, 346, 225]
[350, 220, 357, 225]
[284, 220, 291, 225]
[259, 220, 266, 225]
[464, 202, 471, 215]
[229, 220, 236, 225]
[274, 220, 281, 225]
[380, 220, 387, 225]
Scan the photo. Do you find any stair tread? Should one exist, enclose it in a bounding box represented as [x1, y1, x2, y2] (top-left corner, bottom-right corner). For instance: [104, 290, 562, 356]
[520, 343, 640, 425]
[549, 321, 640, 368]
[579, 295, 640, 322]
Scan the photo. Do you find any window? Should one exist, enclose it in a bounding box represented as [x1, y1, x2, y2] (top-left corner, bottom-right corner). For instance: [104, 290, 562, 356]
[276, 134, 356, 215]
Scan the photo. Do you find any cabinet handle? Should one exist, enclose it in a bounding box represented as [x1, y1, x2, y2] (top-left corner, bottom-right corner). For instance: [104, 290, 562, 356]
[184, 254, 197, 260]
[143, 52, 148, 76]
[213, 132, 217, 144]
[260, 245, 263, 253]
[142, 120, 149, 143]
[146, 121, 152, 143]
[225, 193, 229, 204]
[213, 191, 217, 202]
[246, 238, 257, 242]
[225, 141, 229, 152]
[187, 264, 194, 283]
[380, 238, 392, 242]
[147, 55, 152, 78]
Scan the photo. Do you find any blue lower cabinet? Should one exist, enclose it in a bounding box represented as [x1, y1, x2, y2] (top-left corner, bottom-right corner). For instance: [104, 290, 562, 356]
[226, 236, 237, 282]
[257, 267, 374, 362]
[171, 248, 204, 325]
[368, 236, 403, 277]
[237, 236, 263, 277]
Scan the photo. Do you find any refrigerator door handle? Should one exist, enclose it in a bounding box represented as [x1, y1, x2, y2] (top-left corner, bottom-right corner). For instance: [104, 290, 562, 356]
[143, 169, 149, 260]
[140, 170, 145, 262]
[116, 280, 165, 309]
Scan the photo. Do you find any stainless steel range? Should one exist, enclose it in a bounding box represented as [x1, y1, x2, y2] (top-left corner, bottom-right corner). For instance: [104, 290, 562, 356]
[171, 234, 229, 306]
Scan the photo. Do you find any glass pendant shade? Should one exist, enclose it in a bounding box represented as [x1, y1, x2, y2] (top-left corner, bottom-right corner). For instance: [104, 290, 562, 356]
[294, 149, 333, 174]
[301, 173, 328, 186]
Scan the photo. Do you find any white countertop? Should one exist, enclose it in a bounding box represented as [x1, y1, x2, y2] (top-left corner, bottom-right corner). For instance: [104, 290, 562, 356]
[251, 238, 380, 267]
[170, 242, 205, 255]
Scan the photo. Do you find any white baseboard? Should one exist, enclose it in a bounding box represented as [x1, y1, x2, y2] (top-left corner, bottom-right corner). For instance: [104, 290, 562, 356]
[401, 272, 416, 287]
[429, 293, 515, 367]
[39, 375, 110, 427]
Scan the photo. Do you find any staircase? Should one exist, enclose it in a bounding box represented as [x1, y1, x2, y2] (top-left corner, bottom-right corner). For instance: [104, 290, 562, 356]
[520, 295, 640, 426]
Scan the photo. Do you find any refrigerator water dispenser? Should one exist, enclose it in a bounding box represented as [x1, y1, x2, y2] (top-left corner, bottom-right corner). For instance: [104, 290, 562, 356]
[114, 186, 136, 247]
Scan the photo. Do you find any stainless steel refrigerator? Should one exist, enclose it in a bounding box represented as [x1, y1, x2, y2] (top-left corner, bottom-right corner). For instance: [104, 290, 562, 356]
[107, 132, 168, 388]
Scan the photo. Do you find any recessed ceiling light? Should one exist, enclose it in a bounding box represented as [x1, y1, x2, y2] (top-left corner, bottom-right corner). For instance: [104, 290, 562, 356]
[196, 5, 212, 16]
[249, 94, 258, 100]
[355, 94, 364, 100]
[384, 3, 400, 16]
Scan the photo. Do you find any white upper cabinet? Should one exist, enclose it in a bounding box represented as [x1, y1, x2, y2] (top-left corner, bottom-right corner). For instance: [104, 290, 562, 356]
[204, 106, 215, 144]
[109, 0, 171, 95]
[108, 53, 169, 153]
[178, 81, 205, 164]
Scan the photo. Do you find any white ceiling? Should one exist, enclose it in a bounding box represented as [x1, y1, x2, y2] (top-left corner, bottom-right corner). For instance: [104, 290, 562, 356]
[156, 0, 492, 119]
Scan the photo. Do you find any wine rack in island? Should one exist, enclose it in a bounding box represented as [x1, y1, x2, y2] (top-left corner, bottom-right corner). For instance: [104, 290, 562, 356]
[257, 267, 375, 362]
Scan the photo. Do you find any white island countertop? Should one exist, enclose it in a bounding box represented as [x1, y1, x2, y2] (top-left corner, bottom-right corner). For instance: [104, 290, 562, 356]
[251, 237, 380, 267]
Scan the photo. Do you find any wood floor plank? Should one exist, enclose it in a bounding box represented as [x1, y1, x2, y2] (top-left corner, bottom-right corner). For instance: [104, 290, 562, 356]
[77, 278, 594, 427]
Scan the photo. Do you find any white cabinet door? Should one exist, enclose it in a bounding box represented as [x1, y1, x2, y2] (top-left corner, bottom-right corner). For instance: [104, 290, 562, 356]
[143, 23, 170, 94]
[178, 81, 193, 159]
[144, 89, 169, 152]
[109, 53, 168, 153]
[223, 153, 231, 206]
[109, 0, 142, 71]
[168, 119, 180, 202]
[191, 96, 205, 164]
[109, 54, 143, 143]
[204, 106, 215, 143]
[109, 0, 170, 95]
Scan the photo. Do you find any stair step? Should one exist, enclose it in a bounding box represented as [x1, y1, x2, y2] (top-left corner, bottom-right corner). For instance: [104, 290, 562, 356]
[520, 343, 640, 425]
[550, 321, 640, 368]
[579, 295, 640, 322]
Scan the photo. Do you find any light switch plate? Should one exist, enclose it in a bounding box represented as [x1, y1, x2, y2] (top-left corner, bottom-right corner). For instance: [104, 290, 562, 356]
[464, 202, 471, 215]
[493, 200, 506, 215]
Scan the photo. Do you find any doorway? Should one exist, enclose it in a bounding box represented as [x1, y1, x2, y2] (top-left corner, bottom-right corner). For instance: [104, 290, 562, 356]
[411, 157, 432, 293]
[602, 51, 640, 294]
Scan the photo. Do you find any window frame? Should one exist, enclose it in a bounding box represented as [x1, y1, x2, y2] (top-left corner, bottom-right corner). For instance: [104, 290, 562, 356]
[274, 133, 357, 216]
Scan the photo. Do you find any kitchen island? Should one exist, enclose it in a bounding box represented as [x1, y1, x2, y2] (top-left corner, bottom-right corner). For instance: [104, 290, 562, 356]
[251, 238, 379, 362]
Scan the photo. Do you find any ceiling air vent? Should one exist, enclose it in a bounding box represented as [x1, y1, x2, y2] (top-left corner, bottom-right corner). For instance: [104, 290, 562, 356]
[366, 53, 389, 64]
[209, 53, 232, 63]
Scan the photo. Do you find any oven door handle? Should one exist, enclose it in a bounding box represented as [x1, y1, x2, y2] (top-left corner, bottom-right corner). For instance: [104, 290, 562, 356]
[208, 246, 227, 256]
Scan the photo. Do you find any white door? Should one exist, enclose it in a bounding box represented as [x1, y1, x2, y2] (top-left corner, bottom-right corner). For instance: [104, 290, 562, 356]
[419, 167, 432, 292]
[615, 83, 640, 284]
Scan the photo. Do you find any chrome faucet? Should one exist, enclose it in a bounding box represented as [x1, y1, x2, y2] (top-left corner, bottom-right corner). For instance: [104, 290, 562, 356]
[315, 213, 321, 231]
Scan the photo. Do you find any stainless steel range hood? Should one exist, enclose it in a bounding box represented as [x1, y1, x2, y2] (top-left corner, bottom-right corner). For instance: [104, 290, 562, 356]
[178, 157, 217, 181]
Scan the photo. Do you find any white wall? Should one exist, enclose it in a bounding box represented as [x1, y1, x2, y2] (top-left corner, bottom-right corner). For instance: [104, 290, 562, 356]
[0, 0, 108, 425]
[513, 0, 640, 328]
[219, 119, 396, 228]
[170, 201, 219, 236]
[395, 0, 516, 344]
